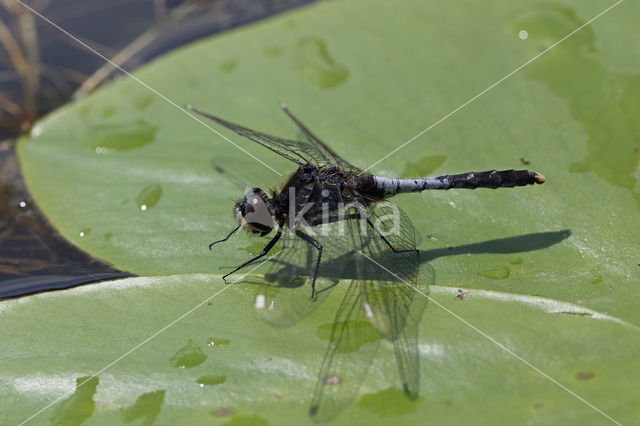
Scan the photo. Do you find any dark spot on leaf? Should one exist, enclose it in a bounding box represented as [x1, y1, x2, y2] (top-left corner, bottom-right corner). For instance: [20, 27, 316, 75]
[212, 408, 234, 417]
[576, 371, 594, 380]
[554, 311, 592, 317]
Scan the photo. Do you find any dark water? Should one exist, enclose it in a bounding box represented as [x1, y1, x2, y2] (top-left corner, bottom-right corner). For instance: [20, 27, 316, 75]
[0, 0, 314, 298]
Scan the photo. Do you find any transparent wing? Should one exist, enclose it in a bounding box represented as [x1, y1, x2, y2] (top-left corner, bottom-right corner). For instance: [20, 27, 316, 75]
[309, 278, 382, 423]
[187, 105, 359, 170]
[353, 201, 430, 399]
[246, 179, 356, 327]
[309, 201, 432, 421]
[279, 104, 361, 172]
[247, 228, 340, 328]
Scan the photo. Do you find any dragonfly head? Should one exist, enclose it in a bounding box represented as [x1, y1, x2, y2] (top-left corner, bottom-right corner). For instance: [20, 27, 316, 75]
[234, 188, 275, 236]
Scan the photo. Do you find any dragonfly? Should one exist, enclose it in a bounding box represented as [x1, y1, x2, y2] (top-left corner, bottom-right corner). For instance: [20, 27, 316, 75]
[186, 103, 545, 421]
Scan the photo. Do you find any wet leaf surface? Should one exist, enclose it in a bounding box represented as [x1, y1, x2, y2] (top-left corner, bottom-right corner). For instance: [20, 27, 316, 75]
[12, 0, 640, 424]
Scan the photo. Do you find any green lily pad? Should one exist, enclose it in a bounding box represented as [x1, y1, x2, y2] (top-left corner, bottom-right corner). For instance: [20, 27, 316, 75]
[11, 0, 640, 424]
[2, 277, 640, 425]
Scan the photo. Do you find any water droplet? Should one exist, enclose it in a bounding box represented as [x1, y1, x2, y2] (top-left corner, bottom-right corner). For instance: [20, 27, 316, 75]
[219, 61, 237, 74]
[101, 107, 116, 118]
[362, 302, 374, 318]
[133, 94, 154, 111]
[255, 294, 266, 309]
[401, 155, 447, 178]
[104, 233, 113, 241]
[30, 122, 43, 138]
[358, 387, 423, 417]
[264, 47, 282, 58]
[87, 120, 157, 153]
[50, 376, 98, 426]
[136, 185, 163, 210]
[519, 30, 528, 40]
[206, 337, 230, 347]
[476, 266, 510, 280]
[513, 6, 640, 207]
[187, 76, 198, 87]
[196, 375, 226, 386]
[316, 321, 380, 352]
[223, 414, 268, 425]
[120, 390, 165, 424]
[170, 339, 207, 368]
[294, 36, 349, 89]
[240, 242, 268, 256]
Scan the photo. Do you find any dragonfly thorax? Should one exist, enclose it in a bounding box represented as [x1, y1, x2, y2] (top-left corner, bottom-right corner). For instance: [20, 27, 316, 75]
[234, 187, 275, 236]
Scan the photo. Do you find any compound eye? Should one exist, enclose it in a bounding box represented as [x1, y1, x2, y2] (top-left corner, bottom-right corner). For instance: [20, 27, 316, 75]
[243, 189, 274, 235]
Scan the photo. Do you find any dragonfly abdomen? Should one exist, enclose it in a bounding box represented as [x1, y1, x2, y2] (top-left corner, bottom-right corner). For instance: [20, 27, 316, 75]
[373, 169, 545, 195]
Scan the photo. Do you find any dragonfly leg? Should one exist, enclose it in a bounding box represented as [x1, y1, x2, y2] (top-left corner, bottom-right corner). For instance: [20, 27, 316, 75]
[294, 229, 323, 300]
[221, 227, 282, 281]
[209, 224, 240, 250]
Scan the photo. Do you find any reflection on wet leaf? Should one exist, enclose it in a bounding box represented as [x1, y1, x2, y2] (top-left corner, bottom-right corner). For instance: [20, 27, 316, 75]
[513, 5, 640, 209]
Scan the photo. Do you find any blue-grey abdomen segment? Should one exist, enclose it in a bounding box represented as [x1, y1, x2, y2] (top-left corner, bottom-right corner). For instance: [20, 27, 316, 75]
[373, 176, 451, 195]
[373, 169, 545, 195]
